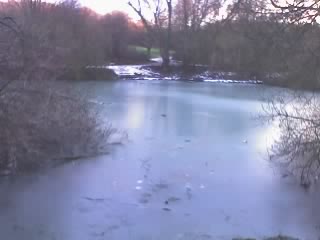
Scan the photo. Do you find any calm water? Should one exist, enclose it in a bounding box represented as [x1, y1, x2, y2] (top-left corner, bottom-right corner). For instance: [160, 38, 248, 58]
[0, 80, 319, 240]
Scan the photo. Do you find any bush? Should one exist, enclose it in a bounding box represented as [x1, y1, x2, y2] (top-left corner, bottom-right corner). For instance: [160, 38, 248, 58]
[58, 67, 118, 81]
[0, 80, 115, 175]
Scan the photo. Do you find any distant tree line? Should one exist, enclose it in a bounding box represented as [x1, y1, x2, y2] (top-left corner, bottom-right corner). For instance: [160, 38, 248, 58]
[126, 0, 320, 89]
[1, 0, 318, 87]
[0, 0, 116, 175]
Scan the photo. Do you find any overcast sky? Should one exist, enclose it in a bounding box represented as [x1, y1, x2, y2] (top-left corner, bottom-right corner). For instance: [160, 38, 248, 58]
[79, 0, 131, 15]
[5, 0, 276, 18]
[35, 0, 132, 15]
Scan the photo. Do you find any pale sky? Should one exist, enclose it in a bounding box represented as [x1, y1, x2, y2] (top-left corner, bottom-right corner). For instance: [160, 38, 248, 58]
[79, 0, 131, 15]
[2, 0, 281, 18]
[19, 0, 134, 15]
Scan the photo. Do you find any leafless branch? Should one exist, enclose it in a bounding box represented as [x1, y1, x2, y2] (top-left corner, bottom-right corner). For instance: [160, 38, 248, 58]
[264, 92, 320, 187]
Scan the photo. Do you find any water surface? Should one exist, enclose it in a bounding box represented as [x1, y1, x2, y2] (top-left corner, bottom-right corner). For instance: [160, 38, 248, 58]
[0, 80, 319, 240]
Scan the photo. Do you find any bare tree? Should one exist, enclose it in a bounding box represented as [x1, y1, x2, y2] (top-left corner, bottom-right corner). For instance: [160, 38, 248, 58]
[0, 0, 115, 175]
[259, 0, 320, 188]
[174, 0, 222, 30]
[173, 0, 222, 66]
[0, 16, 22, 92]
[128, 0, 173, 68]
[231, 0, 270, 21]
[103, 11, 130, 60]
[270, 0, 320, 23]
[264, 92, 320, 188]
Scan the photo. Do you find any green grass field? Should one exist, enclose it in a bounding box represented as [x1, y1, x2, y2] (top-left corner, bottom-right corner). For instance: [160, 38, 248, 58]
[128, 45, 161, 59]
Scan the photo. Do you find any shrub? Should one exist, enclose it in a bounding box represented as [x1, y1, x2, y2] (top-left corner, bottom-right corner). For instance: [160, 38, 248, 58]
[0, 80, 115, 175]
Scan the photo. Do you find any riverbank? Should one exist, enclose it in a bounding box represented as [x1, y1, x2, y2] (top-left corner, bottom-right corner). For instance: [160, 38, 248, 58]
[59, 67, 118, 81]
[105, 59, 299, 87]
[107, 63, 263, 84]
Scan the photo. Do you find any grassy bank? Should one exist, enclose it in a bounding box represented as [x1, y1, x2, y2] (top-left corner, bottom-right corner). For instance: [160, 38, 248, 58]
[128, 45, 161, 59]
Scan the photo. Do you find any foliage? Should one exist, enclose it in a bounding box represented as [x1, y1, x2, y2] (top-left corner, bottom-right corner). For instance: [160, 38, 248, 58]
[0, 0, 116, 175]
[173, 0, 223, 66]
[0, 0, 112, 81]
[0, 80, 114, 174]
[103, 11, 130, 61]
[170, 0, 320, 88]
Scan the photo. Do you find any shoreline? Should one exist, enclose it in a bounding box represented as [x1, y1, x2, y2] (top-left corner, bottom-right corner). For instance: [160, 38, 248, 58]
[106, 63, 267, 85]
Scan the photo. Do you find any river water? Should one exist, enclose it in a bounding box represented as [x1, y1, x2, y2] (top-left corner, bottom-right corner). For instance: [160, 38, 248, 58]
[0, 80, 320, 240]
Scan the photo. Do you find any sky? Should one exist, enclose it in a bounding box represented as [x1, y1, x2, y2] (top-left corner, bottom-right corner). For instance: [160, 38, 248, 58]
[79, 0, 131, 15]
[2, 0, 282, 18]
[22, 0, 133, 15]
[67, 0, 234, 17]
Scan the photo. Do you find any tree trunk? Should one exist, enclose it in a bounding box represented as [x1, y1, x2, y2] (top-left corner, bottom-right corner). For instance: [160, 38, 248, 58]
[182, 30, 190, 68]
[147, 46, 151, 59]
[162, 52, 170, 68]
[182, 0, 189, 68]
[162, 0, 173, 69]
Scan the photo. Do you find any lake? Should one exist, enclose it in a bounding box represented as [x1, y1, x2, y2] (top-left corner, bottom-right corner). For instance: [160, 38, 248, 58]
[0, 80, 319, 240]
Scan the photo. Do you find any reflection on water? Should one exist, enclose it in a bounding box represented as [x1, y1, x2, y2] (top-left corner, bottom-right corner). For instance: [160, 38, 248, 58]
[125, 100, 145, 129]
[0, 80, 319, 240]
[112, 81, 259, 139]
[255, 121, 281, 153]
